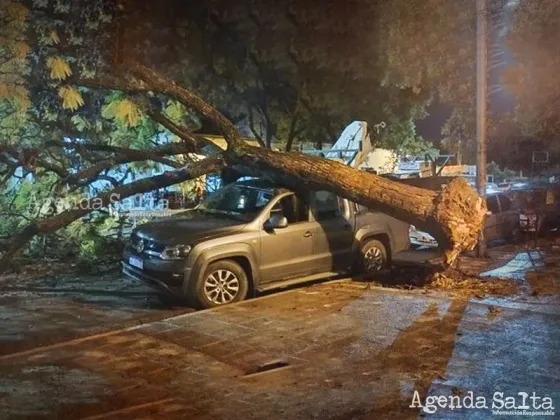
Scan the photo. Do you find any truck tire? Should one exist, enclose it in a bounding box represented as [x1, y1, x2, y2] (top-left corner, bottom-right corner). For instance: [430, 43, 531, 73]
[192, 260, 249, 309]
[358, 239, 389, 276]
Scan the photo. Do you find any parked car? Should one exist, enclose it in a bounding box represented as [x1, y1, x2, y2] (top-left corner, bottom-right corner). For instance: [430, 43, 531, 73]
[466, 181, 500, 194]
[410, 191, 519, 247]
[498, 182, 513, 192]
[486, 182, 500, 192]
[122, 179, 410, 308]
[510, 183, 560, 236]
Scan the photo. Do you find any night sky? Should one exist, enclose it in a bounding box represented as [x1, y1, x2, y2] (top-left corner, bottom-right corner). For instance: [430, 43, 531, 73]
[415, 1, 517, 145]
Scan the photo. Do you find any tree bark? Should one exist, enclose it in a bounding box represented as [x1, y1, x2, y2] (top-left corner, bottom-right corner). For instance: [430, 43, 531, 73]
[393, 176, 460, 191]
[130, 62, 487, 266]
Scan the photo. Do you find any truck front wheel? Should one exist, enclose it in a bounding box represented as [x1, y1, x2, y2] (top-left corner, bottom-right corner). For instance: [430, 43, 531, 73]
[359, 239, 389, 276]
[192, 260, 249, 309]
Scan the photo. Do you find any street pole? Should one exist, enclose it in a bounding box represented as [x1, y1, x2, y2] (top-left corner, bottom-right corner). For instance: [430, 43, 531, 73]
[476, 0, 488, 258]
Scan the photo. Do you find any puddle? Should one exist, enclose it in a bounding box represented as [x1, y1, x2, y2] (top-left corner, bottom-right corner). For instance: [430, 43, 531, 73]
[480, 252, 544, 280]
[477, 251, 560, 313]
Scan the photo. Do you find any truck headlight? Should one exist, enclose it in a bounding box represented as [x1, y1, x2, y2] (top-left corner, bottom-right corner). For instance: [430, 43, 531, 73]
[161, 245, 192, 260]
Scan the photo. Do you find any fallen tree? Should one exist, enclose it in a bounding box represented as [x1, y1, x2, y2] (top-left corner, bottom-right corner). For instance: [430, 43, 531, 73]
[129, 63, 487, 266]
[0, 62, 486, 271]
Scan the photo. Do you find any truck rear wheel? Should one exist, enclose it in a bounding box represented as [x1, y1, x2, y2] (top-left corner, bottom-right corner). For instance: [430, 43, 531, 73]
[359, 239, 389, 276]
[193, 260, 249, 309]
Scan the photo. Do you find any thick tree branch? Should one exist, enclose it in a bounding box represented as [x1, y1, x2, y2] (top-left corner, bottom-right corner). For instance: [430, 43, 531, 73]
[95, 174, 121, 189]
[0, 157, 225, 273]
[70, 75, 149, 92]
[128, 62, 243, 150]
[1, 147, 68, 180]
[2, 139, 202, 193]
[47, 140, 197, 174]
[46, 139, 192, 156]
[35, 158, 69, 178]
[144, 107, 211, 150]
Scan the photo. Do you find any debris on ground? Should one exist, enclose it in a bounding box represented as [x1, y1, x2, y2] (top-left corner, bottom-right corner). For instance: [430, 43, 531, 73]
[361, 255, 519, 299]
[487, 305, 503, 320]
[425, 269, 517, 299]
[0, 260, 120, 289]
[526, 271, 560, 296]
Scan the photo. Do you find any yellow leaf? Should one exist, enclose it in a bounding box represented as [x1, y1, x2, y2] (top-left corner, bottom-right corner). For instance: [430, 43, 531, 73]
[165, 100, 185, 122]
[11, 42, 30, 59]
[102, 99, 141, 127]
[0, 84, 30, 112]
[12, 86, 31, 111]
[49, 30, 60, 45]
[46, 57, 72, 80]
[7, 3, 29, 22]
[58, 86, 84, 111]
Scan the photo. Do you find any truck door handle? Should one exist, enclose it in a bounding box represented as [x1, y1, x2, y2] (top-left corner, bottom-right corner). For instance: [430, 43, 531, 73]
[304, 231, 312, 237]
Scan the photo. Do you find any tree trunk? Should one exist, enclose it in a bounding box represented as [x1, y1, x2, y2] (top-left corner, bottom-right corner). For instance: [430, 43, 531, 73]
[226, 145, 486, 265]
[285, 108, 300, 152]
[395, 176, 459, 191]
[264, 113, 274, 149]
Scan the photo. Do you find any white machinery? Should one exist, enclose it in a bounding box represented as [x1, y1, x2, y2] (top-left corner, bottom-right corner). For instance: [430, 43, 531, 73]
[302, 121, 374, 169]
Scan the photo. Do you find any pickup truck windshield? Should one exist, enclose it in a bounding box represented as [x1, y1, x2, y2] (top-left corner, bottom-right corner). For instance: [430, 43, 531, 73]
[197, 184, 274, 221]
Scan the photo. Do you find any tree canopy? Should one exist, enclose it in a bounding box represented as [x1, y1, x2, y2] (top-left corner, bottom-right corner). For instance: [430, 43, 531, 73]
[2, 0, 485, 151]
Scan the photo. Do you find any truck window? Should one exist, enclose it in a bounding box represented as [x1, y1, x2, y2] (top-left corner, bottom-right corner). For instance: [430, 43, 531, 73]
[255, 191, 273, 209]
[355, 203, 372, 214]
[198, 185, 273, 221]
[313, 191, 342, 220]
[271, 194, 309, 223]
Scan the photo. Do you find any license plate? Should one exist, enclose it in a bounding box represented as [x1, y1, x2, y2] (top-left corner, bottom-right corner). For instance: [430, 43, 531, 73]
[129, 256, 143, 270]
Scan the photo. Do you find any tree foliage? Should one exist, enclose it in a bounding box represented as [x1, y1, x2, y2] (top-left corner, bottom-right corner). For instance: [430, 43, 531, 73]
[120, 0, 464, 151]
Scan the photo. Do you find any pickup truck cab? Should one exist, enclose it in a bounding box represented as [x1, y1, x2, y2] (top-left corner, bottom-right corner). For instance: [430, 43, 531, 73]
[122, 179, 410, 308]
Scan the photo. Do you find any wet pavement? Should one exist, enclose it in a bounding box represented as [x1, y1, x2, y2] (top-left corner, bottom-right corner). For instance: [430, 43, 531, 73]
[0, 247, 559, 419]
[0, 270, 193, 356]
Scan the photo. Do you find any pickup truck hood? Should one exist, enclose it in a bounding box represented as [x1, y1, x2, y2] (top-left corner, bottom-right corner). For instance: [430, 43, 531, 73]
[135, 210, 247, 245]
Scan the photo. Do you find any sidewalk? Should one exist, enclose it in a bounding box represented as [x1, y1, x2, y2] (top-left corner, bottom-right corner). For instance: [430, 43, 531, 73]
[1, 279, 559, 419]
[0, 270, 192, 356]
